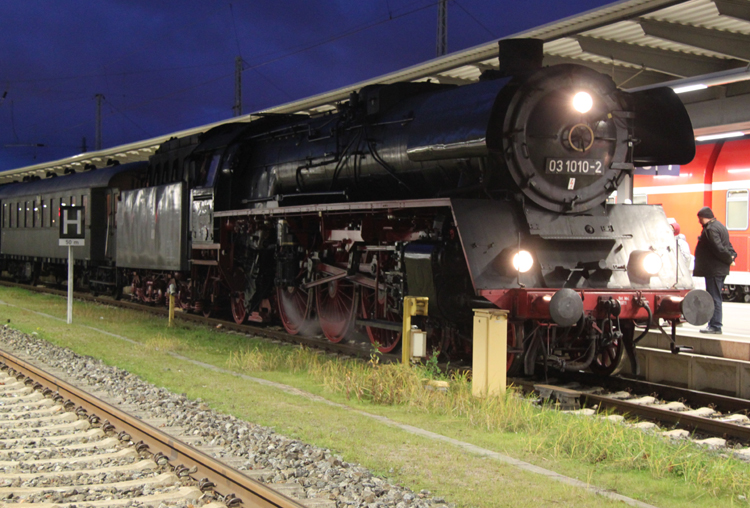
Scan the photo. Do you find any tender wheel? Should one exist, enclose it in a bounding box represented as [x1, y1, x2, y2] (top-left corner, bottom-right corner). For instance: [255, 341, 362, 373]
[175, 282, 192, 311]
[277, 286, 315, 335]
[316, 279, 356, 343]
[153, 286, 166, 307]
[231, 292, 247, 325]
[133, 276, 147, 303]
[360, 287, 401, 353]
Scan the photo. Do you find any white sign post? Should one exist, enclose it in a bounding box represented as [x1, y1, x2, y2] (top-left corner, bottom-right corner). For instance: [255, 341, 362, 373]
[59, 206, 85, 324]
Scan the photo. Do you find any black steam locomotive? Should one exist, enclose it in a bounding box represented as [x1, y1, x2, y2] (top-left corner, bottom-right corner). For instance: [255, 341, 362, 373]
[0, 40, 713, 376]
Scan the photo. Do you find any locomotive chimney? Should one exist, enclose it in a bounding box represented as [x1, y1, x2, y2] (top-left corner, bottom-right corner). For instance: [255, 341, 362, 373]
[497, 39, 544, 76]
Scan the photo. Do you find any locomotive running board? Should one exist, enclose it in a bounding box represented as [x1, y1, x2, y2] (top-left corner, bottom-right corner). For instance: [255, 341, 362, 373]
[214, 197, 453, 217]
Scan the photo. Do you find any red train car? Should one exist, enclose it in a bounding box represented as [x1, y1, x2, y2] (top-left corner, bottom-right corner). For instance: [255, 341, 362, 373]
[634, 136, 750, 301]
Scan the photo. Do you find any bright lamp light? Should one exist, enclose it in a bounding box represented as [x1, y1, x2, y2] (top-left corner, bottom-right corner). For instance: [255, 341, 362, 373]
[572, 92, 593, 113]
[512, 250, 534, 273]
[642, 252, 662, 275]
[673, 83, 708, 94]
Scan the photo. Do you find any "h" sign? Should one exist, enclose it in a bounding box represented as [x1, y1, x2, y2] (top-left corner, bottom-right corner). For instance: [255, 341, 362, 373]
[59, 205, 85, 246]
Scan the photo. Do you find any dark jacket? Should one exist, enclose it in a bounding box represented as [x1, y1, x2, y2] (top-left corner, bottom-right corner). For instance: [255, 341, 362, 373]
[693, 218, 736, 277]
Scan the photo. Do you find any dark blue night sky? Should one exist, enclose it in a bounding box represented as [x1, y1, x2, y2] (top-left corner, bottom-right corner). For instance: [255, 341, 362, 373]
[0, 0, 613, 171]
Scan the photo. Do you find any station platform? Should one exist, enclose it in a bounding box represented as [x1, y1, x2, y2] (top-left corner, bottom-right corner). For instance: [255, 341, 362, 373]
[626, 302, 750, 397]
[679, 301, 750, 338]
[639, 302, 750, 362]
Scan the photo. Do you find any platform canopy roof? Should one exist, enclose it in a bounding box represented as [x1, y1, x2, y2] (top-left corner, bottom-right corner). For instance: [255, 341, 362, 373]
[4, 0, 750, 183]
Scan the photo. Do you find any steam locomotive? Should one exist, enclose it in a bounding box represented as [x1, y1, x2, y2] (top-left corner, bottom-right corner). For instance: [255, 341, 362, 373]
[0, 39, 713, 376]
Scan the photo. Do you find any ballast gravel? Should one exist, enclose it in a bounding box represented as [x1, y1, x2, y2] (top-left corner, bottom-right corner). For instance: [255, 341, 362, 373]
[0, 326, 454, 508]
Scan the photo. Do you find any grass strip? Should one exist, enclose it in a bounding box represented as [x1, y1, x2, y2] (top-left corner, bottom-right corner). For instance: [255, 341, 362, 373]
[0, 286, 748, 507]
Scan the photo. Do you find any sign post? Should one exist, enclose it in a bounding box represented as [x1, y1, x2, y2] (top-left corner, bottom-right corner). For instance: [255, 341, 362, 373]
[59, 206, 85, 324]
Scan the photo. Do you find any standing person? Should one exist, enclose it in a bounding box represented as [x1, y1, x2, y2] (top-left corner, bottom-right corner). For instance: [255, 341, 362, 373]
[669, 219, 694, 269]
[693, 206, 736, 334]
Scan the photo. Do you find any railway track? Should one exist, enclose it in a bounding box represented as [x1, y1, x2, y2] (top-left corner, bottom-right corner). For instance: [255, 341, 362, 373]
[0, 349, 309, 508]
[515, 374, 750, 456]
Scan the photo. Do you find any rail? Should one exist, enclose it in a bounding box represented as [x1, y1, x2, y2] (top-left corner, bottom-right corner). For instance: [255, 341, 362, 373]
[0, 349, 306, 508]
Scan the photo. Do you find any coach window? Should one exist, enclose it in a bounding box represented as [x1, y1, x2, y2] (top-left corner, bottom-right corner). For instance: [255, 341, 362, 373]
[8, 203, 13, 228]
[41, 200, 46, 227]
[727, 189, 749, 230]
[70, 196, 75, 206]
[2, 203, 6, 228]
[51, 198, 57, 226]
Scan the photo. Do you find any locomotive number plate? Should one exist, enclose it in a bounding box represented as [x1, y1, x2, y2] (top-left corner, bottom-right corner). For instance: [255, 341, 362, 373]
[546, 158, 604, 175]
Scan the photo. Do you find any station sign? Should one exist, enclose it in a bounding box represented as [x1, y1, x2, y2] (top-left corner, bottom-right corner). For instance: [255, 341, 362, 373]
[634, 165, 680, 176]
[59, 205, 85, 246]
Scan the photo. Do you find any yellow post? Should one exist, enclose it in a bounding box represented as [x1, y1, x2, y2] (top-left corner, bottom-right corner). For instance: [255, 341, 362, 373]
[168, 283, 176, 327]
[472, 309, 508, 397]
[402, 296, 429, 364]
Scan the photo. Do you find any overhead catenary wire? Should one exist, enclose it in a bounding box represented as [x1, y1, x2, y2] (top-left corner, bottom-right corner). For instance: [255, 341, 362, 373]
[103, 97, 153, 139]
[452, 0, 497, 38]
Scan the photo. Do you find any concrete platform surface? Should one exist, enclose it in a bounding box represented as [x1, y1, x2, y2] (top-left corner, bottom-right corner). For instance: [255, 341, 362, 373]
[680, 301, 750, 339]
[636, 302, 750, 363]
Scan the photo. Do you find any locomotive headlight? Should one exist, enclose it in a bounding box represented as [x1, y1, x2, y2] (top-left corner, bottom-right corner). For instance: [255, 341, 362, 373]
[642, 252, 663, 275]
[627, 250, 663, 281]
[512, 250, 534, 273]
[572, 91, 593, 114]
